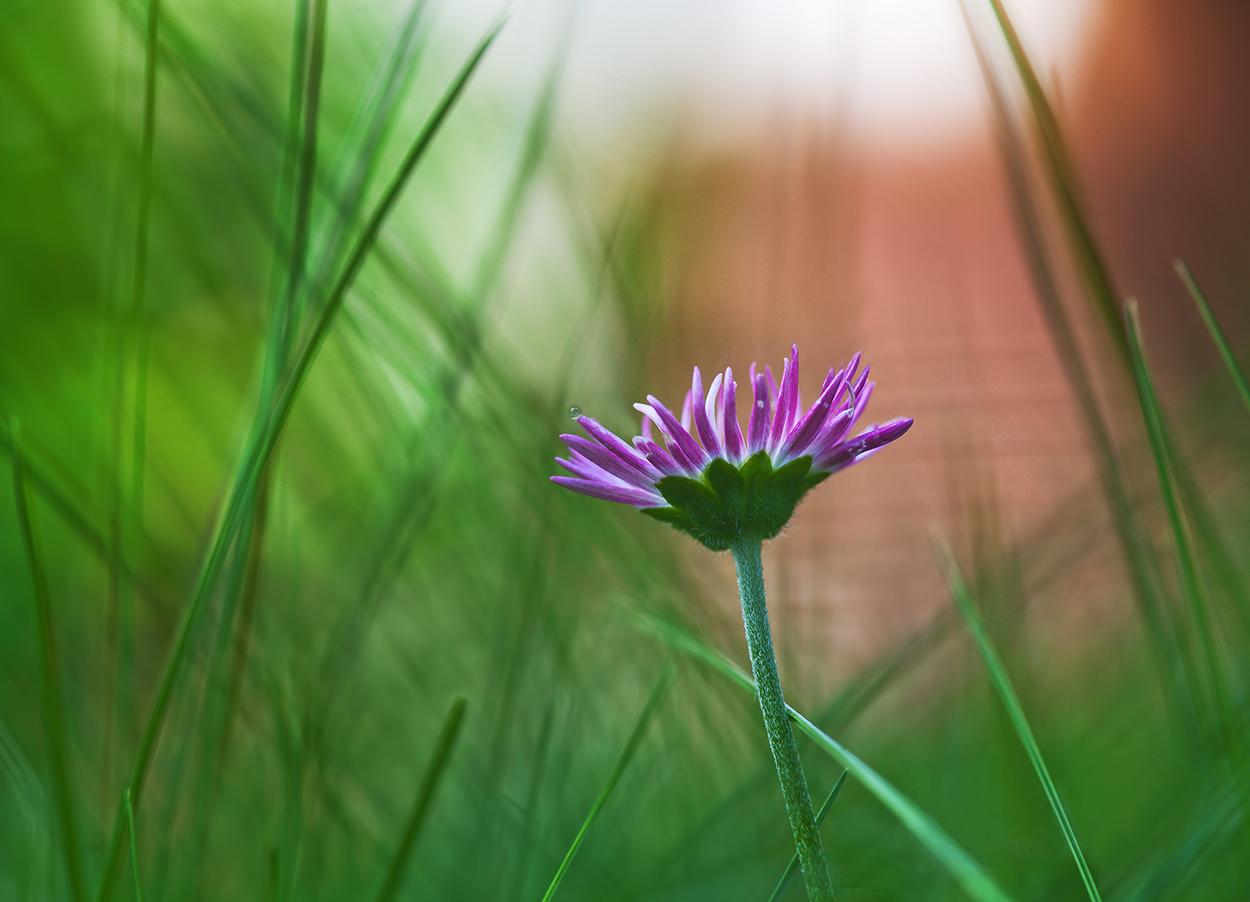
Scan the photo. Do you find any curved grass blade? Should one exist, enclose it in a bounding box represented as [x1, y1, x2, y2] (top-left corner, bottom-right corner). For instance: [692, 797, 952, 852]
[374, 696, 468, 902]
[1125, 300, 1235, 751]
[644, 616, 1014, 902]
[767, 769, 847, 902]
[935, 540, 1102, 902]
[10, 422, 87, 902]
[1175, 259, 1250, 418]
[94, 22, 505, 901]
[539, 665, 675, 902]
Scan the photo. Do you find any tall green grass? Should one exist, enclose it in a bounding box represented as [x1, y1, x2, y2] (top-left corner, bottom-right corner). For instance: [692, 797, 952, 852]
[2, 0, 1250, 900]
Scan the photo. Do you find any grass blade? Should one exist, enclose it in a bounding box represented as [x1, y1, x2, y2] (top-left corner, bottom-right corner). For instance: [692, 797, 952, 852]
[10, 422, 87, 902]
[93, 22, 505, 901]
[281, 0, 328, 334]
[959, 0, 1192, 729]
[125, 789, 144, 902]
[374, 696, 468, 902]
[980, 0, 1128, 365]
[767, 770, 848, 902]
[0, 423, 172, 607]
[935, 540, 1103, 902]
[539, 665, 675, 902]
[1125, 300, 1234, 749]
[1175, 259, 1250, 418]
[105, 0, 161, 811]
[645, 616, 1015, 902]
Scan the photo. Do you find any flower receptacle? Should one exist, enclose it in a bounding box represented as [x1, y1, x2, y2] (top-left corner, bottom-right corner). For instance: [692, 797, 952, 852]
[640, 451, 829, 550]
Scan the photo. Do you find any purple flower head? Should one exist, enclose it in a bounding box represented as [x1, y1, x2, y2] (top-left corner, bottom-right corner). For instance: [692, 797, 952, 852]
[553, 344, 912, 549]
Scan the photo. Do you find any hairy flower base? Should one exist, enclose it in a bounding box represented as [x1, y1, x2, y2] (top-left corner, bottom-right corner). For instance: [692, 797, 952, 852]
[641, 451, 828, 550]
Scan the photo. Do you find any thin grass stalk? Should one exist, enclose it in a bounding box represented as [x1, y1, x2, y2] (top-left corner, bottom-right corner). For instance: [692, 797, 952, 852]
[11, 424, 87, 902]
[539, 666, 675, 902]
[93, 25, 503, 900]
[104, 0, 162, 820]
[310, 24, 551, 740]
[176, 0, 317, 882]
[306, 0, 429, 306]
[1168, 449, 1250, 640]
[767, 770, 848, 902]
[1125, 300, 1235, 751]
[0, 426, 171, 606]
[263, 0, 313, 392]
[959, 0, 1194, 729]
[980, 0, 1128, 365]
[646, 616, 1015, 902]
[282, 0, 327, 333]
[125, 789, 144, 902]
[936, 541, 1103, 902]
[1175, 259, 1250, 417]
[374, 696, 468, 902]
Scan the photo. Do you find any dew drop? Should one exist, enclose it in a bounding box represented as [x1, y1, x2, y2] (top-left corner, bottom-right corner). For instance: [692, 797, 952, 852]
[568, 406, 581, 420]
[756, 400, 764, 409]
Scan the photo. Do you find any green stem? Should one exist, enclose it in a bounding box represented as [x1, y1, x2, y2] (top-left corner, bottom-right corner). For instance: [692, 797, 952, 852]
[730, 539, 834, 902]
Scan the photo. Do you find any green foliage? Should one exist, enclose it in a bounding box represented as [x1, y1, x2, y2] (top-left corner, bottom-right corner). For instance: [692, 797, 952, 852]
[643, 453, 828, 550]
[3, 0, 1250, 901]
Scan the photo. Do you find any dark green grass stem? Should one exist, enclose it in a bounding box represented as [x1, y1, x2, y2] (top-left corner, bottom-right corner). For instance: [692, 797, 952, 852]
[125, 789, 144, 902]
[768, 770, 848, 902]
[1125, 301, 1235, 751]
[730, 540, 834, 902]
[539, 665, 675, 902]
[105, 0, 160, 825]
[11, 425, 87, 902]
[374, 696, 467, 902]
[1175, 260, 1250, 418]
[93, 25, 504, 902]
[282, 0, 327, 334]
[937, 541, 1103, 902]
[646, 615, 1015, 902]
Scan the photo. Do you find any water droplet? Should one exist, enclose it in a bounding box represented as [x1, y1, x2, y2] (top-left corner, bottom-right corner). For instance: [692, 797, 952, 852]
[756, 400, 764, 409]
[568, 406, 581, 420]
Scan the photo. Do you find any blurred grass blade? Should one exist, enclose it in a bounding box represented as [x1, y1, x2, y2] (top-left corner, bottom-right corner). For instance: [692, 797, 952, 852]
[1125, 300, 1234, 750]
[281, 0, 327, 333]
[767, 770, 847, 902]
[125, 789, 144, 902]
[308, 0, 429, 307]
[10, 423, 87, 902]
[1175, 259, 1250, 417]
[539, 665, 675, 902]
[980, 0, 1128, 365]
[94, 21, 506, 902]
[374, 696, 468, 902]
[645, 616, 1015, 902]
[959, 0, 1191, 729]
[106, 0, 160, 831]
[935, 540, 1103, 902]
[0, 424, 171, 607]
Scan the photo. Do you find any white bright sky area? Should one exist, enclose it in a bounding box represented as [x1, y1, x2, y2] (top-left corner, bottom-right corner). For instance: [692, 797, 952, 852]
[432, 0, 1101, 156]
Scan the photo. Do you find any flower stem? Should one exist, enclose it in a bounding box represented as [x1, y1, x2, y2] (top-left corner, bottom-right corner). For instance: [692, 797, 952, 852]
[731, 539, 835, 902]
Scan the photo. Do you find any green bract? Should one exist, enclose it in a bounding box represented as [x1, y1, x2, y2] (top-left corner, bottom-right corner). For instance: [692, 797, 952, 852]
[640, 451, 829, 550]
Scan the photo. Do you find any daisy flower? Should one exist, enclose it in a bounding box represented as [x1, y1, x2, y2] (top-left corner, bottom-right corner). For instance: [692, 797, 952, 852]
[552, 344, 912, 549]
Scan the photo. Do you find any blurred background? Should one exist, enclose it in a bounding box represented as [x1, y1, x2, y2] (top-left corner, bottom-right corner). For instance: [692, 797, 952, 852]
[3, 0, 1250, 898]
